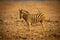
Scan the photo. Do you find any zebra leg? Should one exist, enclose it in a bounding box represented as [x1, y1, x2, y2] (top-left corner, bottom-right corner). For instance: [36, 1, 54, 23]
[40, 21, 46, 32]
[26, 21, 29, 26]
[27, 21, 32, 40]
[28, 22, 31, 26]
[26, 20, 31, 26]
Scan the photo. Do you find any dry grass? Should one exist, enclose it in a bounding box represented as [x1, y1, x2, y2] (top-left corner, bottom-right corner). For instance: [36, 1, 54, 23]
[0, 1, 60, 40]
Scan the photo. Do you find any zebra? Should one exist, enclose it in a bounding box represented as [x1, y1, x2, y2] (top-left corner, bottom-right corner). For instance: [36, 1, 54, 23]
[19, 9, 46, 31]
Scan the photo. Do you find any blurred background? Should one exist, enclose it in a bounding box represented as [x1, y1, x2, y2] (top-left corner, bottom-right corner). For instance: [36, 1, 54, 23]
[0, 0, 60, 1]
[0, 1, 60, 40]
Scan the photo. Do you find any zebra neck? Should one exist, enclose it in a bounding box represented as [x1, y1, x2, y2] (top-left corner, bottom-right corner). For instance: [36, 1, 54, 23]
[23, 14, 28, 21]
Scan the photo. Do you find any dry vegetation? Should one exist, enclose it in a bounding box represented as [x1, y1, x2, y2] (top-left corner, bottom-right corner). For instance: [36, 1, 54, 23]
[0, 1, 60, 40]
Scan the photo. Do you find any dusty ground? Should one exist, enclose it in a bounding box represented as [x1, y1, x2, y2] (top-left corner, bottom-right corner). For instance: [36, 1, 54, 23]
[0, 1, 60, 40]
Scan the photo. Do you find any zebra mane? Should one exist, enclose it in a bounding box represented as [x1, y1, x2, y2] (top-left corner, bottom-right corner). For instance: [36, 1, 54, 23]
[19, 9, 29, 14]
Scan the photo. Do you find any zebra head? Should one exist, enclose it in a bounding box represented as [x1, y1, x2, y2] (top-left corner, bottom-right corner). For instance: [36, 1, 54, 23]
[19, 9, 29, 19]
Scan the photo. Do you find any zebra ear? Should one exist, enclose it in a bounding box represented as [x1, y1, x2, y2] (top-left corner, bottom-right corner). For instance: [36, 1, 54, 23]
[19, 9, 23, 13]
[20, 8, 23, 10]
